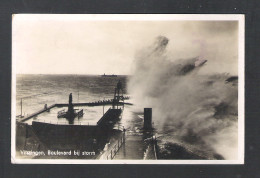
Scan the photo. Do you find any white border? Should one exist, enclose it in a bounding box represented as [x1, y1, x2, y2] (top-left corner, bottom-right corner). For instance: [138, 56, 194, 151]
[11, 14, 245, 164]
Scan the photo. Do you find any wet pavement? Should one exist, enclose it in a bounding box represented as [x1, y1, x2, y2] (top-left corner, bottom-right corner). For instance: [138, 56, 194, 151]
[114, 133, 144, 160]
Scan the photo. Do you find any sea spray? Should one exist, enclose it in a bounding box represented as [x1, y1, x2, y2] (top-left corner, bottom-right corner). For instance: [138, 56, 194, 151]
[128, 36, 238, 160]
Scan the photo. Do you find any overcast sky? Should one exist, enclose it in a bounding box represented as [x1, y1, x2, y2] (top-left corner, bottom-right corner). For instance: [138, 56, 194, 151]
[13, 15, 240, 75]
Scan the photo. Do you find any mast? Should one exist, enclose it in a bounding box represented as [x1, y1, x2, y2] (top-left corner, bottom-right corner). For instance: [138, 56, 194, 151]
[20, 98, 23, 117]
[78, 84, 79, 109]
[77, 75, 79, 110]
[103, 97, 105, 116]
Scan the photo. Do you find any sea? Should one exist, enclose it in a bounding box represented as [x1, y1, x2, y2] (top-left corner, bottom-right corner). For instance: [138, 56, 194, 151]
[15, 74, 233, 160]
[16, 74, 128, 114]
[16, 74, 142, 134]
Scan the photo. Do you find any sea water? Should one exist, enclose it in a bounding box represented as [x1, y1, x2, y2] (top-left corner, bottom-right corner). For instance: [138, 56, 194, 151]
[15, 74, 231, 160]
[16, 74, 128, 116]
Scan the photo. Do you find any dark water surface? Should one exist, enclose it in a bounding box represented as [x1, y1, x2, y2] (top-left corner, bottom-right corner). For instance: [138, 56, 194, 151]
[16, 74, 128, 116]
[16, 74, 228, 160]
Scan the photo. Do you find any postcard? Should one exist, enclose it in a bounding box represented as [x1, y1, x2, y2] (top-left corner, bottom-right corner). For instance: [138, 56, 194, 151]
[11, 14, 244, 164]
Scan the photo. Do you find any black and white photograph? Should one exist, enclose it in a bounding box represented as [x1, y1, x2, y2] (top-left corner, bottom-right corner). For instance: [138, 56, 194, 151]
[11, 14, 244, 164]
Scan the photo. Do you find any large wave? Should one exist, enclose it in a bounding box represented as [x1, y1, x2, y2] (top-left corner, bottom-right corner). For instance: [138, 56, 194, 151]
[128, 36, 238, 160]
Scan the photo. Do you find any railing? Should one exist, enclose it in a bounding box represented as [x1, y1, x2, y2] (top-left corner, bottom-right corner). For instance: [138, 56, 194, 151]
[20, 104, 56, 122]
[106, 132, 125, 160]
[153, 135, 158, 160]
[98, 129, 126, 160]
[18, 96, 131, 123]
[144, 135, 158, 160]
[114, 125, 125, 132]
[32, 119, 95, 126]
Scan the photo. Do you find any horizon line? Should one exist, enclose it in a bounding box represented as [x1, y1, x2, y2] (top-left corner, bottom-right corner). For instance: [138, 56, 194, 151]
[16, 73, 132, 76]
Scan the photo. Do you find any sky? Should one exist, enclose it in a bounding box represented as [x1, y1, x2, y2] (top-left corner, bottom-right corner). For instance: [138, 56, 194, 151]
[13, 14, 241, 75]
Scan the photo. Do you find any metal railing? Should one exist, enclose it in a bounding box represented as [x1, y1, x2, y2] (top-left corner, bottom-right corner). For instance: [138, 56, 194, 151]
[153, 135, 158, 160]
[106, 133, 125, 160]
[32, 119, 95, 126]
[18, 96, 131, 123]
[144, 135, 158, 160]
